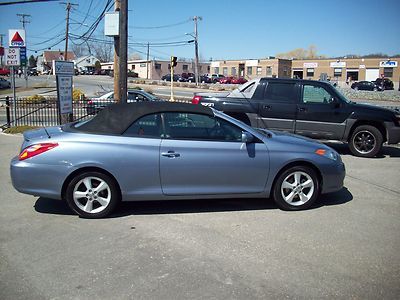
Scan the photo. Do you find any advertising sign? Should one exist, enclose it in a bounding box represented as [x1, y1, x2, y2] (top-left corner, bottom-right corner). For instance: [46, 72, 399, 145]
[330, 61, 346, 68]
[105, 12, 119, 36]
[379, 61, 397, 67]
[5, 48, 20, 66]
[19, 46, 27, 67]
[57, 76, 73, 114]
[54, 60, 74, 75]
[9, 29, 26, 47]
[303, 62, 318, 68]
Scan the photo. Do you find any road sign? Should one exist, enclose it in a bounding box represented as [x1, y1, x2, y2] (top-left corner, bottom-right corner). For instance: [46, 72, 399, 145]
[54, 60, 74, 75]
[9, 29, 26, 47]
[5, 48, 20, 66]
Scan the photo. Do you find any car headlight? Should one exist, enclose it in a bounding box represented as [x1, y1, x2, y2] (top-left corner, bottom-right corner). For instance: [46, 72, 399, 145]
[315, 148, 340, 161]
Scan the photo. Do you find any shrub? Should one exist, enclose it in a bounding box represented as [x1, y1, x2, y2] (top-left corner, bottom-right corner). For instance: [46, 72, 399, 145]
[26, 94, 46, 102]
[73, 89, 85, 101]
[151, 81, 158, 85]
[131, 86, 142, 90]
[4, 125, 38, 134]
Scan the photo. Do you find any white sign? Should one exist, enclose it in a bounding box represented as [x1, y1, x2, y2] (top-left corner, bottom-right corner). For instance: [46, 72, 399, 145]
[303, 62, 318, 68]
[330, 61, 346, 68]
[54, 60, 74, 75]
[246, 60, 259, 67]
[57, 76, 73, 114]
[359, 64, 366, 69]
[5, 48, 20, 66]
[105, 12, 119, 36]
[210, 61, 220, 68]
[9, 29, 26, 47]
[380, 61, 397, 67]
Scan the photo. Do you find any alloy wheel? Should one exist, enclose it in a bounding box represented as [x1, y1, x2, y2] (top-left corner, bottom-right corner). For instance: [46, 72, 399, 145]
[352, 130, 376, 154]
[280, 171, 314, 206]
[72, 176, 111, 214]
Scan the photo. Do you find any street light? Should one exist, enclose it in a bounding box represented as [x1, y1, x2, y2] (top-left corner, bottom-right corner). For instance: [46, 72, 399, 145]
[185, 32, 200, 86]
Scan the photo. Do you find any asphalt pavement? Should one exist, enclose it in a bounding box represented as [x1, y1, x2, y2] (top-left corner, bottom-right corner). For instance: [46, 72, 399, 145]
[0, 133, 399, 299]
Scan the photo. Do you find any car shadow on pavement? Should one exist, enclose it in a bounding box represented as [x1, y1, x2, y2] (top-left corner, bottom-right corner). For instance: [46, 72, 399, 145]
[34, 188, 353, 218]
[324, 142, 400, 158]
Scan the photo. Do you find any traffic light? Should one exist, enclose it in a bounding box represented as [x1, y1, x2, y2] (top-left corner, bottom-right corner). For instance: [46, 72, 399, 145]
[171, 56, 177, 67]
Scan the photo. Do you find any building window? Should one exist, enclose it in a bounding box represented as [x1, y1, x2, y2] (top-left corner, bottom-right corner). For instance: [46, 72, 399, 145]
[140, 63, 146, 67]
[183, 64, 188, 71]
[155, 63, 161, 70]
[199, 66, 202, 71]
[256, 66, 262, 75]
[223, 67, 228, 76]
[247, 66, 253, 75]
[283, 67, 288, 77]
[334, 68, 342, 77]
[207, 66, 210, 72]
[266, 66, 272, 76]
[384, 67, 393, 77]
[214, 67, 219, 74]
[168, 64, 171, 70]
[231, 67, 237, 76]
[131, 65, 135, 70]
[306, 68, 314, 77]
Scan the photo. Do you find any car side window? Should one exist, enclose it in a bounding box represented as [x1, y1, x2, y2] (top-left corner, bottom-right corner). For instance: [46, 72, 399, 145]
[123, 113, 162, 138]
[302, 85, 334, 104]
[163, 113, 243, 142]
[264, 82, 296, 103]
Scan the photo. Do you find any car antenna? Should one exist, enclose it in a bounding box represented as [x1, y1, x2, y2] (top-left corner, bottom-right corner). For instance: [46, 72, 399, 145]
[38, 99, 51, 139]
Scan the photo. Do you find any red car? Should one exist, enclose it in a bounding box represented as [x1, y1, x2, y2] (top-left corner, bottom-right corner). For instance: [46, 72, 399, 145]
[231, 77, 248, 84]
[218, 76, 234, 84]
[0, 68, 10, 76]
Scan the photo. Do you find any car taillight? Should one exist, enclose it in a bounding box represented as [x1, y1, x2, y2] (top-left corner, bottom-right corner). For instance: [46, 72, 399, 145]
[19, 143, 58, 161]
[87, 100, 93, 104]
[192, 95, 202, 104]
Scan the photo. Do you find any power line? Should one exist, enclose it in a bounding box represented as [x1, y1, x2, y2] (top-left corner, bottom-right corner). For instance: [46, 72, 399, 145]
[0, 0, 58, 5]
[129, 19, 191, 29]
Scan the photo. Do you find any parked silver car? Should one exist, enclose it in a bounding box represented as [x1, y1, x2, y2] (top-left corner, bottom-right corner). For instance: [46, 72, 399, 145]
[10, 102, 345, 218]
[86, 89, 162, 114]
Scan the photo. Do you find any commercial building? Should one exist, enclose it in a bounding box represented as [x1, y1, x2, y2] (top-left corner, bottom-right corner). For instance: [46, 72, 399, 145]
[101, 59, 210, 80]
[210, 58, 292, 80]
[292, 57, 400, 88]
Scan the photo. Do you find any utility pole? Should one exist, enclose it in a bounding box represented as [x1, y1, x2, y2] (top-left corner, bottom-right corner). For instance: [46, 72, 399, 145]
[193, 16, 202, 86]
[113, 0, 120, 102]
[61, 2, 77, 61]
[0, 34, 5, 66]
[17, 13, 30, 88]
[146, 42, 149, 80]
[119, 0, 128, 103]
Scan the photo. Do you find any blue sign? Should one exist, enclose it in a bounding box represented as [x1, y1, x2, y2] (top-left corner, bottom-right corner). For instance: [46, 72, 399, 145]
[19, 47, 26, 66]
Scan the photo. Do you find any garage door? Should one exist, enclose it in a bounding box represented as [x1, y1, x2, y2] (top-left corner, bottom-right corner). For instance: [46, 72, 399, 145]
[365, 69, 379, 82]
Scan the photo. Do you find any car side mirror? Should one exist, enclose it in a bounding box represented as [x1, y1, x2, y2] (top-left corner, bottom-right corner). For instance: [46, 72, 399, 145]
[330, 97, 341, 108]
[241, 132, 254, 143]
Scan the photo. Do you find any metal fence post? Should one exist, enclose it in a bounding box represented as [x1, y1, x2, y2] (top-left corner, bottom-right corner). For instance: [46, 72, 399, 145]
[5, 96, 11, 127]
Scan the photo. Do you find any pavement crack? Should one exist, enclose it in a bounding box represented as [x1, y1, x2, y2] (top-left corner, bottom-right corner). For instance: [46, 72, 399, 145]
[347, 174, 400, 195]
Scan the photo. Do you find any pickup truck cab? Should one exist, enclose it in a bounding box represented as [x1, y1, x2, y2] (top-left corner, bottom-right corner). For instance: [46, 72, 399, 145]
[192, 78, 400, 157]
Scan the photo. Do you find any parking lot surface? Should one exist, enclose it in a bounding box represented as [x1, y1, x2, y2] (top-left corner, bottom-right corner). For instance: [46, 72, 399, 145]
[0, 133, 399, 299]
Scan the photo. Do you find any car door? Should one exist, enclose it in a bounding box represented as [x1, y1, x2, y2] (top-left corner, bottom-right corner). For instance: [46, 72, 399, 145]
[257, 80, 298, 133]
[159, 112, 269, 196]
[295, 82, 351, 139]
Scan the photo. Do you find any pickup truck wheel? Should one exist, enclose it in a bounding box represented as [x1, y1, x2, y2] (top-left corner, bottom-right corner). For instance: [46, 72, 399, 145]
[349, 125, 383, 157]
[273, 166, 320, 211]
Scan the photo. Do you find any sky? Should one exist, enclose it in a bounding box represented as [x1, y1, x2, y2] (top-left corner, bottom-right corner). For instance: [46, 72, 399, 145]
[1, 0, 400, 61]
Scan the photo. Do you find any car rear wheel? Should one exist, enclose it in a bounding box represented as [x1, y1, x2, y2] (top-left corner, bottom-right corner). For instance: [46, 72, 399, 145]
[349, 125, 383, 157]
[354, 86, 359, 91]
[65, 171, 120, 218]
[273, 166, 320, 210]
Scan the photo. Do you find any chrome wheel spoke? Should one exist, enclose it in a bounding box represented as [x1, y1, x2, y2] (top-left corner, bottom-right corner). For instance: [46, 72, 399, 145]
[74, 191, 87, 199]
[83, 200, 93, 212]
[294, 173, 301, 185]
[298, 192, 309, 203]
[302, 179, 313, 189]
[282, 181, 295, 190]
[96, 196, 109, 207]
[284, 191, 296, 203]
[83, 178, 92, 191]
[94, 181, 107, 193]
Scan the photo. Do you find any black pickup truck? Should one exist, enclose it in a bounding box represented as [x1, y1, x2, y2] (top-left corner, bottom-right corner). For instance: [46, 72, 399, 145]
[192, 78, 400, 157]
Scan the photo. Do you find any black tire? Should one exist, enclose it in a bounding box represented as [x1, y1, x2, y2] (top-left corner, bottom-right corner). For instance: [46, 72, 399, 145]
[273, 166, 320, 211]
[65, 171, 120, 218]
[348, 125, 383, 158]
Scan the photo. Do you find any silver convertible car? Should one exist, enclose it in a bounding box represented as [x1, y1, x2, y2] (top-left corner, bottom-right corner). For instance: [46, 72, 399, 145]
[10, 102, 345, 218]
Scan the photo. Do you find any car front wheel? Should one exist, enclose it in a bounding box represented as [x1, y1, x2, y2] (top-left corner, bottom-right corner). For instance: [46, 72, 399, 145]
[65, 171, 120, 218]
[273, 166, 320, 210]
[348, 125, 383, 157]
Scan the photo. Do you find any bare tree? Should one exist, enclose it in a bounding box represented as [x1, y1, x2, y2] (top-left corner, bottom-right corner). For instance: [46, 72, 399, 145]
[276, 45, 323, 59]
[129, 52, 142, 60]
[89, 36, 114, 62]
[72, 44, 89, 58]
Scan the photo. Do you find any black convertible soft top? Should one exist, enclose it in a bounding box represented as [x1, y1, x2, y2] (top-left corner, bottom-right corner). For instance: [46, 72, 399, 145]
[75, 101, 213, 134]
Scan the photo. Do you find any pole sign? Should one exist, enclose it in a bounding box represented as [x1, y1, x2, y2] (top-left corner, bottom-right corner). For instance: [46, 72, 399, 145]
[55, 61, 74, 118]
[57, 76, 73, 114]
[18, 46, 27, 67]
[5, 48, 20, 66]
[9, 29, 26, 47]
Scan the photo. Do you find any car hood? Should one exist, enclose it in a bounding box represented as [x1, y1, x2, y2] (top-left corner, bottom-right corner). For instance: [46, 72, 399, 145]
[351, 102, 397, 114]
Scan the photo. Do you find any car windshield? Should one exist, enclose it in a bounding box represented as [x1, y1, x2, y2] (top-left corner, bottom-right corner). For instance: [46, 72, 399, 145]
[334, 87, 352, 103]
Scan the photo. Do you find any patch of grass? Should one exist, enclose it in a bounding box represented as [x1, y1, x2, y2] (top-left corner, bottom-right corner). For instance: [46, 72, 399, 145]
[3, 125, 39, 134]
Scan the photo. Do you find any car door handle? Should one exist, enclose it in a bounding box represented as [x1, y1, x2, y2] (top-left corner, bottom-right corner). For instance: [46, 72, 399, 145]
[263, 105, 272, 110]
[161, 151, 180, 158]
[298, 107, 307, 112]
